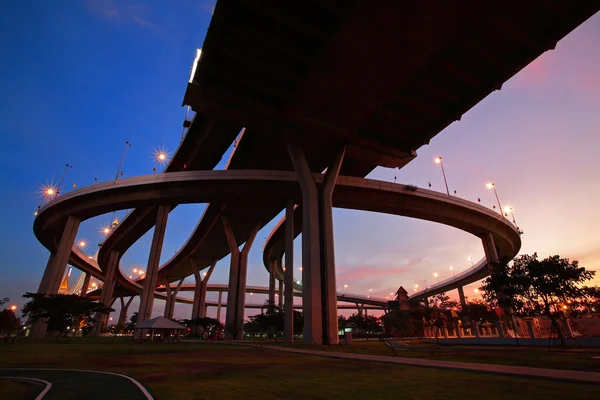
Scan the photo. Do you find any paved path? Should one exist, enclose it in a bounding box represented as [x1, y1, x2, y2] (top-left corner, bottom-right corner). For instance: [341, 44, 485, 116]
[253, 344, 600, 384]
[0, 369, 153, 399]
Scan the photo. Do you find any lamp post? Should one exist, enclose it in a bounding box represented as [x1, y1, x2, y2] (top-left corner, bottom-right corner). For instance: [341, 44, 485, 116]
[433, 273, 439, 285]
[115, 141, 132, 181]
[368, 289, 372, 298]
[468, 256, 474, 267]
[450, 266, 456, 278]
[153, 148, 169, 174]
[434, 156, 450, 196]
[503, 205, 519, 228]
[57, 164, 72, 196]
[485, 182, 504, 217]
[343, 284, 348, 294]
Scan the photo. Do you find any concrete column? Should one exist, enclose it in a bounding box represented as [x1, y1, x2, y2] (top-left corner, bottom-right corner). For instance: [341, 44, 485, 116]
[284, 201, 294, 343]
[80, 273, 91, 297]
[164, 278, 184, 319]
[481, 232, 499, 267]
[118, 296, 135, 328]
[319, 146, 345, 345]
[94, 250, 119, 336]
[217, 291, 223, 323]
[222, 216, 260, 340]
[457, 286, 467, 308]
[278, 279, 284, 307]
[268, 259, 276, 304]
[192, 259, 216, 319]
[136, 205, 170, 334]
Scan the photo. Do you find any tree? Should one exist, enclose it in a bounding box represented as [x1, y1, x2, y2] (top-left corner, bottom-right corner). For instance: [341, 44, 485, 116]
[245, 300, 284, 338]
[0, 297, 9, 307]
[338, 315, 348, 331]
[125, 312, 138, 332]
[347, 313, 383, 337]
[429, 292, 459, 310]
[22, 293, 113, 339]
[480, 253, 596, 344]
[0, 309, 20, 331]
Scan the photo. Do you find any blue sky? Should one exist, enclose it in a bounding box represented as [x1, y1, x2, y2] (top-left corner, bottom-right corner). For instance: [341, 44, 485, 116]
[1, 2, 600, 322]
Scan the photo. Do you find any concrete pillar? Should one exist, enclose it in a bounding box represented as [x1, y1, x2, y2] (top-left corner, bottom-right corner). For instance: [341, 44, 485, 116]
[223, 216, 260, 340]
[80, 273, 91, 296]
[94, 250, 119, 336]
[217, 291, 223, 323]
[481, 232, 499, 266]
[286, 134, 345, 345]
[268, 260, 276, 304]
[457, 286, 467, 308]
[118, 296, 135, 328]
[284, 202, 294, 343]
[164, 278, 184, 319]
[136, 205, 170, 336]
[278, 279, 283, 308]
[192, 259, 216, 320]
[319, 146, 345, 345]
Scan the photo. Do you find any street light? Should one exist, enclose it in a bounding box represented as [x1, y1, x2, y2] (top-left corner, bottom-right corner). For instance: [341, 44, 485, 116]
[115, 140, 132, 181]
[503, 205, 519, 229]
[468, 256, 474, 267]
[433, 272, 439, 284]
[434, 156, 450, 196]
[485, 182, 504, 217]
[368, 289, 372, 298]
[10, 305, 17, 311]
[78, 240, 87, 249]
[153, 148, 170, 173]
[474, 288, 479, 293]
[56, 164, 73, 196]
[343, 284, 348, 293]
[450, 266, 456, 278]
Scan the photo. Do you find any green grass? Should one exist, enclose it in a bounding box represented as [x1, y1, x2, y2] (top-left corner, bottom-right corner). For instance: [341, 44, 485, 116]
[1, 338, 600, 400]
[270, 339, 600, 372]
[0, 379, 40, 400]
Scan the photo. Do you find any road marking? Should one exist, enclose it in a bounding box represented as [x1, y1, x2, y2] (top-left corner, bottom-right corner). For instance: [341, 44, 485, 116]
[0, 376, 52, 399]
[0, 368, 153, 399]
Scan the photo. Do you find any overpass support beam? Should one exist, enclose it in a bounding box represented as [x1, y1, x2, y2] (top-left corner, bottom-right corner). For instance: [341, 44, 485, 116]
[192, 260, 216, 321]
[136, 205, 170, 338]
[94, 250, 119, 336]
[457, 286, 467, 308]
[481, 232, 499, 267]
[284, 201, 295, 343]
[80, 273, 91, 297]
[268, 259, 276, 304]
[278, 278, 284, 307]
[118, 296, 135, 328]
[223, 217, 260, 340]
[216, 291, 223, 323]
[164, 278, 184, 319]
[286, 134, 345, 345]
[31, 216, 81, 338]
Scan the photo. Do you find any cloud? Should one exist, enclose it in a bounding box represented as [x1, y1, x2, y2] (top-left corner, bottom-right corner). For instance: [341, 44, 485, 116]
[87, 0, 155, 29]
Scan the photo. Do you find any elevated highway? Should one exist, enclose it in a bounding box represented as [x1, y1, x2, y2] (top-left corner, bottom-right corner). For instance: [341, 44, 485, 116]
[32, 1, 599, 342]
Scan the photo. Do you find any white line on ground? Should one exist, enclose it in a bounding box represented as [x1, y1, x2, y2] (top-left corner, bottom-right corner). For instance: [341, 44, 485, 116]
[0, 368, 153, 399]
[0, 376, 52, 399]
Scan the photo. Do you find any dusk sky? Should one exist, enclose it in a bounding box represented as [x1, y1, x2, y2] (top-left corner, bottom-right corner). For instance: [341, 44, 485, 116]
[1, 2, 599, 322]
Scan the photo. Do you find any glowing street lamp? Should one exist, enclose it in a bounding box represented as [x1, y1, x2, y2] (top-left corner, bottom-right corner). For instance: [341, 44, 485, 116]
[368, 288, 372, 298]
[474, 288, 479, 293]
[78, 240, 87, 249]
[485, 182, 504, 217]
[503, 205, 519, 228]
[102, 227, 111, 235]
[468, 256, 474, 267]
[434, 156, 450, 196]
[450, 266, 456, 278]
[153, 148, 170, 173]
[10, 305, 17, 312]
[343, 284, 348, 293]
[433, 272, 439, 284]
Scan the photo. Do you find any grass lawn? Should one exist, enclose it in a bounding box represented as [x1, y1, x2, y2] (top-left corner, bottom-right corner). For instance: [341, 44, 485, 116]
[270, 339, 600, 372]
[0, 379, 41, 400]
[1, 338, 600, 400]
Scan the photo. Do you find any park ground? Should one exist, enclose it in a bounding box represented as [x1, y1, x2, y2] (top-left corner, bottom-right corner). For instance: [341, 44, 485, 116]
[1, 339, 600, 400]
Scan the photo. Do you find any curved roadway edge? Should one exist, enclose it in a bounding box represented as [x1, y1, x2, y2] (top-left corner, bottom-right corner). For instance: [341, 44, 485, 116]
[0, 376, 52, 400]
[0, 369, 153, 400]
[263, 175, 522, 302]
[34, 171, 519, 310]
